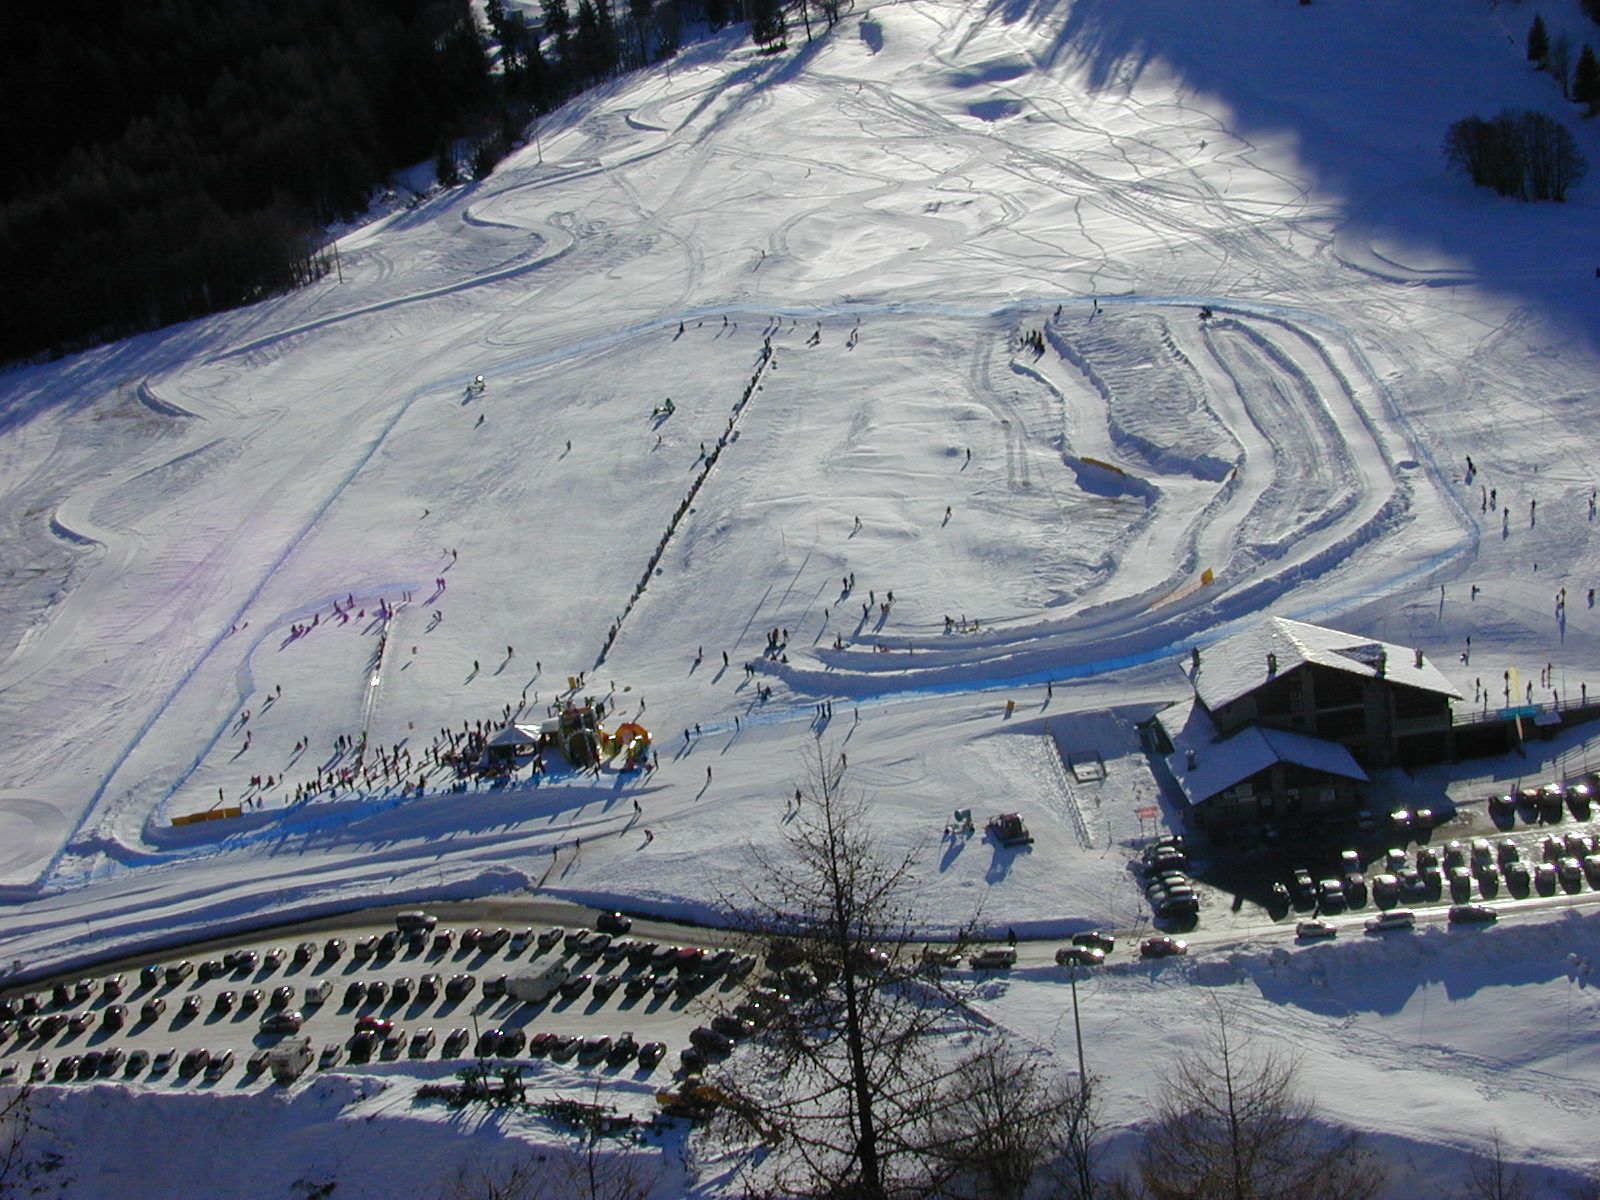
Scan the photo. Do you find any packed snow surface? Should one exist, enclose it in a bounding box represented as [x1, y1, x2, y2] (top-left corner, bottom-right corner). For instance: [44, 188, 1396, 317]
[7, 0, 1600, 1192]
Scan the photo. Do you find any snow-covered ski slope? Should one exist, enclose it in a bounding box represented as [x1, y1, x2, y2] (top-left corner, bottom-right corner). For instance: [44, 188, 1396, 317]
[8, 0, 1600, 1187]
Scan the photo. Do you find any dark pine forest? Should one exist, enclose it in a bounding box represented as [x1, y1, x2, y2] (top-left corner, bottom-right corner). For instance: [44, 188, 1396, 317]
[0, 0, 496, 365]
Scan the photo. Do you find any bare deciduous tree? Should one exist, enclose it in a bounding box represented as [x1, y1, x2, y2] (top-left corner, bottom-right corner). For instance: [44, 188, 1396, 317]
[924, 1040, 1100, 1200]
[1125, 999, 1385, 1200]
[1468, 1130, 1531, 1200]
[0, 1086, 42, 1200]
[445, 1141, 659, 1200]
[711, 743, 985, 1199]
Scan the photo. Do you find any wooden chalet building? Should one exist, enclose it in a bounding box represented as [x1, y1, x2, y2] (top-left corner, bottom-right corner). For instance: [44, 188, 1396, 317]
[1152, 617, 1462, 830]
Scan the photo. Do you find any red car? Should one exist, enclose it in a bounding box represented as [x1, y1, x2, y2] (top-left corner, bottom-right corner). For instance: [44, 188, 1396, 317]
[354, 1015, 394, 1036]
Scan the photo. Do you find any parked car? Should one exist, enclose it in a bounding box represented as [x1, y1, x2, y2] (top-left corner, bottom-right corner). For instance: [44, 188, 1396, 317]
[1056, 946, 1105, 967]
[240, 989, 264, 1012]
[126, 1048, 150, 1075]
[690, 1026, 734, 1055]
[431, 929, 456, 955]
[260, 1009, 304, 1034]
[409, 1028, 437, 1058]
[323, 938, 347, 962]
[348, 1031, 378, 1063]
[607, 1033, 639, 1066]
[365, 980, 390, 1007]
[165, 960, 195, 985]
[264, 947, 287, 970]
[1290, 868, 1316, 903]
[178, 1048, 211, 1078]
[1140, 935, 1188, 958]
[1449, 904, 1499, 925]
[577, 1034, 612, 1063]
[560, 974, 593, 1001]
[710, 1014, 755, 1040]
[596, 911, 632, 934]
[320, 1043, 345, 1070]
[537, 926, 565, 952]
[591, 975, 624, 1001]
[442, 1028, 470, 1057]
[140, 997, 167, 1023]
[293, 941, 319, 965]
[246, 1047, 271, 1075]
[1558, 857, 1585, 889]
[390, 977, 413, 1005]
[151, 1048, 177, 1075]
[355, 1015, 394, 1036]
[637, 1041, 667, 1069]
[498, 1028, 527, 1056]
[1295, 919, 1338, 940]
[445, 974, 476, 1001]
[625, 972, 657, 998]
[139, 964, 163, 989]
[1365, 909, 1416, 933]
[101, 1004, 127, 1030]
[213, 991, 237, 1014]
[479, 928, 511, 954]
[344, 982, 367, 1008]
[970, 947, 1017, 970]
[1072, 931, 1116, 953]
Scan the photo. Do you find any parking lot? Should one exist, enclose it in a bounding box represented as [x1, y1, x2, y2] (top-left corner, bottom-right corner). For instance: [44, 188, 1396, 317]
[0, 904, 760, 1091]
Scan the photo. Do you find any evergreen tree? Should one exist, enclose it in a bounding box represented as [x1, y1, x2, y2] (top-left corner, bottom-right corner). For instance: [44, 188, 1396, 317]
[750, 0, 786, 52]
[629, 0, 653, 65]
[1576, 44, 1600, 113]
[542, 0, 572, 50]
[1529, 14, 1550, 65]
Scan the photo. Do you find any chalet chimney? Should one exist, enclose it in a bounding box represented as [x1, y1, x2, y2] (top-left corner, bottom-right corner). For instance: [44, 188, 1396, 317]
[1185, 749, 1197, 770]
[1377, 650, 1387, 677]
[1191, 647, 1201, 671]
[1414, 648, 1424, 668]
[1267, 652, 1277, 676]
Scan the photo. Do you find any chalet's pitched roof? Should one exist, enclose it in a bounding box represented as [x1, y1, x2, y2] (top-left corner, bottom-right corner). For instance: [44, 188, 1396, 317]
[1185, 616, 1462, 711]
[1157, 695, 1369, 807]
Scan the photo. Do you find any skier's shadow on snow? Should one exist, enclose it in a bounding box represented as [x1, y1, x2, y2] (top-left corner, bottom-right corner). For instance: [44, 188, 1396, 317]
[938, 836, 966, 873]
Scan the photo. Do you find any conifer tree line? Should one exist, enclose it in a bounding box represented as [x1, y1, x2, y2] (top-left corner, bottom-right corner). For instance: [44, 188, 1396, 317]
[0, 0, 494, 364]
[0, 0, 839, 365]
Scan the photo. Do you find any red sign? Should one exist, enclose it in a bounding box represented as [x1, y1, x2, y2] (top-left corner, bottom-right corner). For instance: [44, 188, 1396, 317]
[1135, 805, 1159, 821]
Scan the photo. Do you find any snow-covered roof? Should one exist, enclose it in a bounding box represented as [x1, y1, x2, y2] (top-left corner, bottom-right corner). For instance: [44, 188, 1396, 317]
[1158, 695, 1369, 806]
[1186, 616, 1463, 711]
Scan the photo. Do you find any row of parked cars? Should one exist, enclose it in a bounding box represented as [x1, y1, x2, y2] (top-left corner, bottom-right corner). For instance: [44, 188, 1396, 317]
[1489, 781, 1596, 826]
[1140, 838, 1199, 919]
[1053, 930, 1188, 964]
[1281, 824, 1600, 921]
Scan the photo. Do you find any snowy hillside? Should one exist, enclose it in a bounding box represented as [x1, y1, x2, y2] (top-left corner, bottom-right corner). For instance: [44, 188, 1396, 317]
[6, 0, 1600, 1192]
